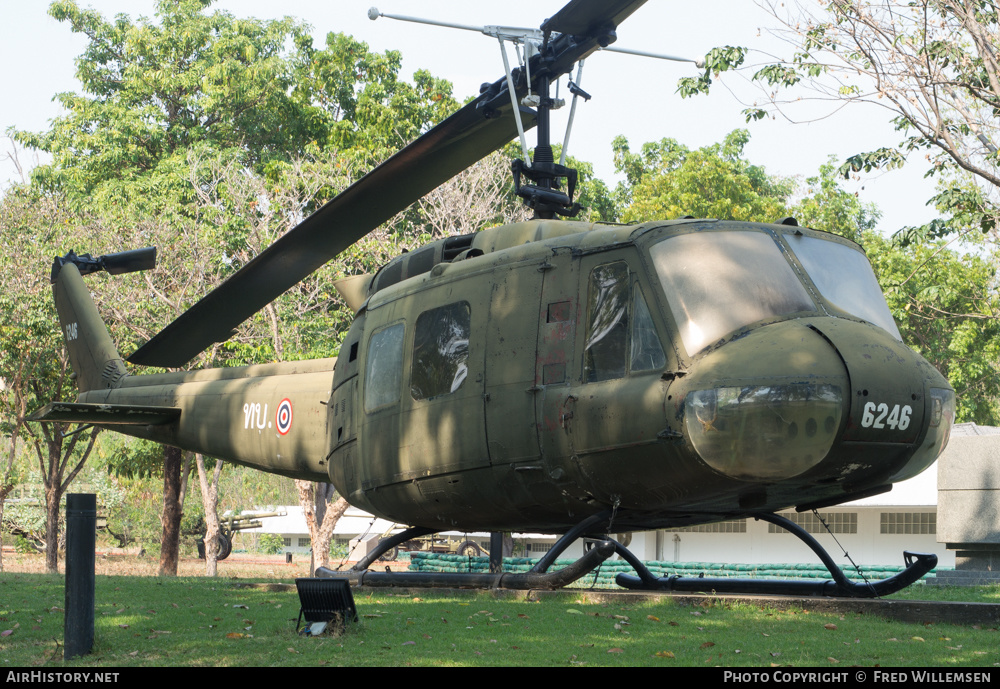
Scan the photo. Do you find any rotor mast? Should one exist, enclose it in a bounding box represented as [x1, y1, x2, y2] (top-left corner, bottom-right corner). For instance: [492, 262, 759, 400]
[370, 4, 704, 220]
[510, 43, 582, 220]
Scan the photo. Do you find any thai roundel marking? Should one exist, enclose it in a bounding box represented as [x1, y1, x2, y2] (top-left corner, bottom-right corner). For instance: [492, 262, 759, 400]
[276, 398, 293, 435]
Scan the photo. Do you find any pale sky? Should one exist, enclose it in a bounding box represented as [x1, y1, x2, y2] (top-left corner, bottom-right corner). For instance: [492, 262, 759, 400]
[0, 0, 940, 233]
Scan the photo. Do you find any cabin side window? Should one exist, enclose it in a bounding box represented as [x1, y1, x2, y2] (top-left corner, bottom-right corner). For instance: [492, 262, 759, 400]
[364, 322, 405, 412]
[411, 301, 471, 400]
[631, 287, 667, 373]
[584, 262, 666, 382]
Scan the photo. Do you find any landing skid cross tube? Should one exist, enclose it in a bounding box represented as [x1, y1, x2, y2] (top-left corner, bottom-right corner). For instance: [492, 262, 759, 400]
[615, 512, 937, 598]
[315, 512, 621, 589]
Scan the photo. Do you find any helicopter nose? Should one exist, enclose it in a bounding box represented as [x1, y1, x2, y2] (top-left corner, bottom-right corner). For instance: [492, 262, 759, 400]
[676, 317, 954, 484]
[804, 317, 954, 483]
[678, 318, 850, 481]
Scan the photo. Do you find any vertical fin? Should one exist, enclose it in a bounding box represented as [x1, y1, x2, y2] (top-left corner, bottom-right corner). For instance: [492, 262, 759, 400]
[51, 262, 128, 393]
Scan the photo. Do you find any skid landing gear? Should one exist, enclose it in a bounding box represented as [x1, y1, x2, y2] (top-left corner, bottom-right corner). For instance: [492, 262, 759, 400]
[315, 513, 619, 590]
[315, 512, 936, 597]
[615, 513, 937, 598]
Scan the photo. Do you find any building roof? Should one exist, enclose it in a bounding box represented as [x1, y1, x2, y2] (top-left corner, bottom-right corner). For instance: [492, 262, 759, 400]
[238, 506, 398, 537]
[951, 422, 1000, 436]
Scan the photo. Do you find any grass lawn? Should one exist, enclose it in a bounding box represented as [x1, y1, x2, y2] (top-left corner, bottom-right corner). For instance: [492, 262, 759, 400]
[1, 551, 998, 668]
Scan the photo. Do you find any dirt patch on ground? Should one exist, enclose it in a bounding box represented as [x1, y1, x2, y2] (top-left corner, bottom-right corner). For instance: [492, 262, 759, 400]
[0, 546, 409, 578]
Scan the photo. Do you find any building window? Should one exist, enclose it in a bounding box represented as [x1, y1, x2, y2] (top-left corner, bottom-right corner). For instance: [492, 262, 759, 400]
[880, 512, 936, 535]
[297, 537, 311, 548]
[666, 520, 747, 533]
[283, 537, 292, 547]
[769, 511, 857, 534]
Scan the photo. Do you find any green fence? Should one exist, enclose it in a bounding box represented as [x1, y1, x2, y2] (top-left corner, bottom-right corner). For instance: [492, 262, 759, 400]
[408, 551, 946, 587]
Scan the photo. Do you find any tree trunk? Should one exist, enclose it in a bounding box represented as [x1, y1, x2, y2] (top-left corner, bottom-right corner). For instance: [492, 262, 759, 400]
[159, 445, 182, 576]
[195, 453, 224, 577]
[44, 479, 60, 573]
[0, 487, 11, 572]
[295, 480, 348, 573]
[32, 422, 99, 575]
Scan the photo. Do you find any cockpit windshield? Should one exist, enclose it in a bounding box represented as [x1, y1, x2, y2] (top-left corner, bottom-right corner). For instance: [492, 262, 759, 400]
[649, 231, 815, 355]
[649, 229, 902, 357]
[784, 233, 902, 340]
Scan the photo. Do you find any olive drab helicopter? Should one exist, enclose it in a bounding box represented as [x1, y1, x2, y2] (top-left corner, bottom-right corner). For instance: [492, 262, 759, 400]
[31, 0, 955, 597]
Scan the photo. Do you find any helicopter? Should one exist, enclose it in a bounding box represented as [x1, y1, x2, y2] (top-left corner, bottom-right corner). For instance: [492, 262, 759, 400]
[31, 0, 955, 597]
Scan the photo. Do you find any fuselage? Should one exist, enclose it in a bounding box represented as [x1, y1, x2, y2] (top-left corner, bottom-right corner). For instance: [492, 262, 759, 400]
[69, 218, 954, 534]
[325, 218, 954, 531]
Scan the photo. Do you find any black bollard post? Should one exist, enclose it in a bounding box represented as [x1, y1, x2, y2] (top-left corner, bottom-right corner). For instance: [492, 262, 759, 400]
[489, 532, 503, 573]
[64, 493, 96, 660]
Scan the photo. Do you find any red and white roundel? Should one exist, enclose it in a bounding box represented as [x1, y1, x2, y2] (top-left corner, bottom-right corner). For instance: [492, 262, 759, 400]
[275, 399, 293, 435]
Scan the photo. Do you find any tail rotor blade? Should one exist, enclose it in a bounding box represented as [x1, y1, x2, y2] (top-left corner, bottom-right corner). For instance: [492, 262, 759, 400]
[101, 247, 157, 275]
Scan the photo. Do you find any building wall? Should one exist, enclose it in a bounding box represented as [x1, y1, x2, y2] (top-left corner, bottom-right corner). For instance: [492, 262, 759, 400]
[627, 507, 953, 568]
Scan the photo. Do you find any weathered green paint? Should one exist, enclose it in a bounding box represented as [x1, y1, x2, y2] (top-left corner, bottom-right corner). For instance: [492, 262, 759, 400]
[38, 218, 954, 535]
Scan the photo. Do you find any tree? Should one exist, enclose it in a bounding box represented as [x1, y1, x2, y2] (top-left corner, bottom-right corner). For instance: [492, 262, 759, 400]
[790, 157, 883, 243]
[0, 190, 109, 572]
[0, 298, 40, 571]
[8, 0, 464, 574]
[678, 1, 1000, 241]
[295, 480, 349, 573]
[194, 453, 224, 576]
[10, 0, 456, 219]
[417, 151, 529, 239]
[612, 129, 793, 223]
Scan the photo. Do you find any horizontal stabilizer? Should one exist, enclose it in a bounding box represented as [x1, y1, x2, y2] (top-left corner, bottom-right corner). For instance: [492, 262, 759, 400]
[28, 402, 180, 426]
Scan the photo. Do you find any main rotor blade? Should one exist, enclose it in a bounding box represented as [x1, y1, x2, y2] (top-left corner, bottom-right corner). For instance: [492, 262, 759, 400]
[128, 0, 650, 368]
[541, 0, 647, 36]
[128, 96, 533, 368]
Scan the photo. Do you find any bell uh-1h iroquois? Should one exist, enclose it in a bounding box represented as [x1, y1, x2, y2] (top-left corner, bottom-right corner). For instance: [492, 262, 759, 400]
[31, 0, 955, 596]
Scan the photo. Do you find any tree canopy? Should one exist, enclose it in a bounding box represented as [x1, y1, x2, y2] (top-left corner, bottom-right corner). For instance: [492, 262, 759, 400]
[678, 0, 1000, 244]
[11, 0, 457, 217]
[612, 129, 793, 224]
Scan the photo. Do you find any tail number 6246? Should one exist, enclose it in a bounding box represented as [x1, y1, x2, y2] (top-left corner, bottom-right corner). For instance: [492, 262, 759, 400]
[861, 402, 911, 431]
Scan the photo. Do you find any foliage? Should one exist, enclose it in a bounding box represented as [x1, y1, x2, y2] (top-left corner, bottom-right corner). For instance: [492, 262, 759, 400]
[3, 1, 473, 564]
[611, 129, 793, 223]
[10, 1, 457, 219]
[258, 533, 284, 555]
[789, 158, 882, 243]
[679, 1, 1000, 241]
[866, 234, 1000, 424]
[13, 536, 37, 554]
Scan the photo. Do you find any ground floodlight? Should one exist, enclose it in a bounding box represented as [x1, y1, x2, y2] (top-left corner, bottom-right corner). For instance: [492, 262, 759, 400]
[294, 578, 358, 635]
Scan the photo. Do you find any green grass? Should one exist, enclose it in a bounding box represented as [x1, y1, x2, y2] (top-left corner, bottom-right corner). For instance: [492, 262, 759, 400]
[1, 574, 998, 667]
